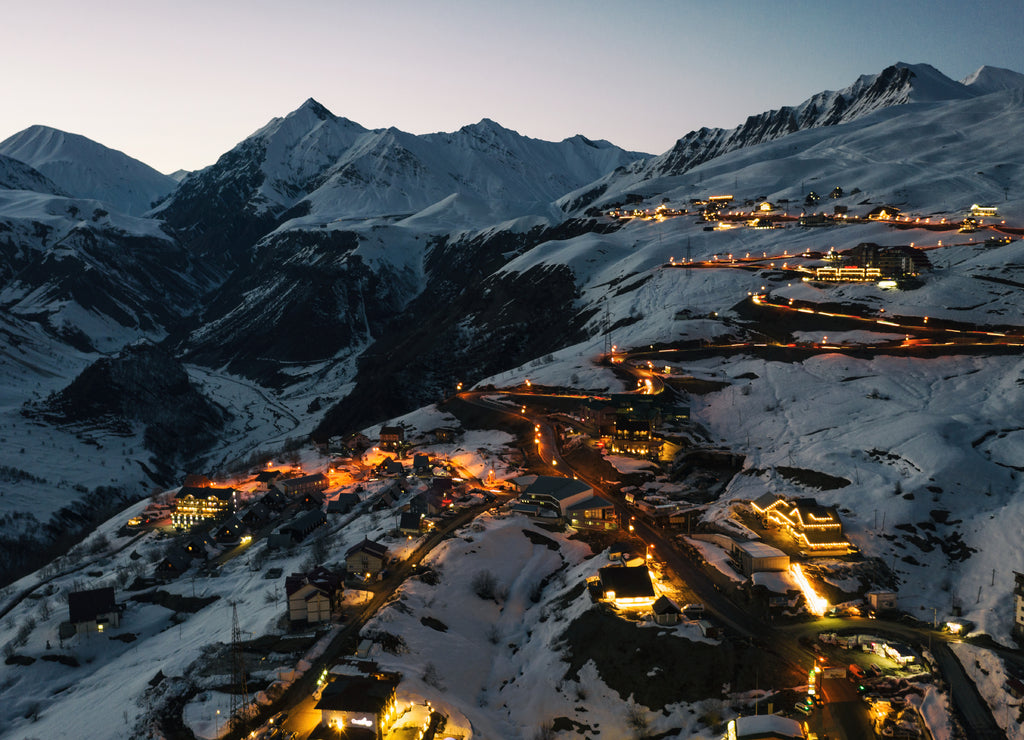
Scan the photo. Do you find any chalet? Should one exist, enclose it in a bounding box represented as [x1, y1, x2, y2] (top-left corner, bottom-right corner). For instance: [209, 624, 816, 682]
[171, 486, 237, 528]
[750, 492, 788, 521]
[315, 674, 399, 739]
[594, 565, 657, 610]
[259, 488, 290, 512]
[213, 514, 247, 544]
[278, 508, 327, 543]
[430, 427, 456, 443]
[254, 469, 286, 492]
[378, 426, 405, 452]
[412, 453, 431, 476]
[299, 489, 327, 510]
[185, 532, 216, 559]
[240, 502, 273, 528]
[757, 201, 776, 212]
[652, 595, 682, 625]
[970, 204, 998, 217]
[375, 457, 405, 478]
[327, 492, 361, 515]
[275, 472, 329, 498]
[344, 432, 373, 452]
[771, 498, 850, 554]
[68, 587, 120, 636]
[398, 511, 423, 536]
[519, 476, 594, 520]
[286, 566, 343, 625]
[346, 539, 389, 578]
[409, 489, 450, 517]
[157, 549, 193, 577]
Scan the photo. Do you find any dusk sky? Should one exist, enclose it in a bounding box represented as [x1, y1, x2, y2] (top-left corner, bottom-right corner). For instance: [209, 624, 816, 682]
[3, 0, 1022, 174]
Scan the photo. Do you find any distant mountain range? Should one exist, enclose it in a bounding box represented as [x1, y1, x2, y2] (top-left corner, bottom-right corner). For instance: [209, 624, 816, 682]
[0, 59, 1022, 500]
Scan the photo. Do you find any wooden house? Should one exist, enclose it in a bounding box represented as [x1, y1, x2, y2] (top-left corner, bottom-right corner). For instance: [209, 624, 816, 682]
[652, 595, 682, 625]
[68, 587, 120, 636]
[345, 539, 389, 579]
[378, 426, 405, 451]
[286, 566, 343, 625]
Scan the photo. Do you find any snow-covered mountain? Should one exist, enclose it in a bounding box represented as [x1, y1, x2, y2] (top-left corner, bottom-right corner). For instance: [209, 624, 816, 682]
[154, 98, 647, 274]
[0, 125, 177, 216]
[2, 61, 1024, 612]
[961, 64, 1024, 94]
[558, 62, 984, 213]
[0, 153, 65, 195]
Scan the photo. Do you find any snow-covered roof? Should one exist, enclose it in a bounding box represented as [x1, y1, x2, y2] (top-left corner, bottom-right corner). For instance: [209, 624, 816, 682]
[734, 714, 805, 739]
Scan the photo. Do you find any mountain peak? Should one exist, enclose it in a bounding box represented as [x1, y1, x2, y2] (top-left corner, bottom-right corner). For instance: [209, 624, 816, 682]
[961, 65, 1024, 94]
[296, 97, 335, 121]
[0, 124, 176, 215]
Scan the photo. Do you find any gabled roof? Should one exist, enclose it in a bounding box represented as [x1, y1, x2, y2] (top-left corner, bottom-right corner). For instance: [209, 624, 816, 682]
[284, 472, 328, 486]
[751, 492, 787, 513]
[652, 595, 681, 615]
[284, 508, 326, 533]
[598, 565, 655, 600]
[286, 565, 343, 596]
[255, 470, 285, 483]
[346, 538, 388, 560]
[68, 587, 117, 623]
[160, 549, 192, 572]
[798, 529, 849, 546]
[399, 512, 421, 530]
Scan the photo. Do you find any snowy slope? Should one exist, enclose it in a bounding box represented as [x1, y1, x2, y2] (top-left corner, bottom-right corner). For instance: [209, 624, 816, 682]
[0, 125, 177, 216]
[0, 153, 65, 195]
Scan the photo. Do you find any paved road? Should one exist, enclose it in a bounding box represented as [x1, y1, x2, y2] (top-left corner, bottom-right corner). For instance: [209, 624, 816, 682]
[461, 391, 1017, 740]
[230, 493, 513, 740]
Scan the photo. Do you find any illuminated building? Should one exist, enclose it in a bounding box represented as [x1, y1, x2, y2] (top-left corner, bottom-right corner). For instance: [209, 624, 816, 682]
[314, 674, 399, 739]
[171, 485, 237, 528]
[770, 498, 850, 554]
[594, 565, 657, 610]
[275, 472, 329, 497]
[608, 414, 663, 458]
[345, 539, 389, 578]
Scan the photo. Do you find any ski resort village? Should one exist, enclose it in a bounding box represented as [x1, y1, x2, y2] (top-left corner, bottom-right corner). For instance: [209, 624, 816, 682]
[3, 61, 1024, 740]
